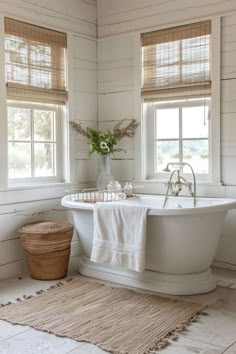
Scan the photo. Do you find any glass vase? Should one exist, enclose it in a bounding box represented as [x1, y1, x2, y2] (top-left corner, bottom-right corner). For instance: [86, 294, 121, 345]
[97, 154, 113, 190]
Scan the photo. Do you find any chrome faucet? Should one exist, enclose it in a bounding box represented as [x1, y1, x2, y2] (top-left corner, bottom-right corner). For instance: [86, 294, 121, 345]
[163, 162, 197, 208]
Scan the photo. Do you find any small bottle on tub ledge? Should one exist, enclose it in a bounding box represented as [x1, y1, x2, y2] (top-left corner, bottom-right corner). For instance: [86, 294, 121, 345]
[124, 182, 133, 197]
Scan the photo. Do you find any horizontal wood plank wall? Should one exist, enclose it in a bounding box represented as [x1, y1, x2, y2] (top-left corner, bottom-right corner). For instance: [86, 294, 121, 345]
[0, 0, 97, 279]
[0, 198, 81, 279]
[71, 33, 98, 184]
[97, 0, 236, 268]
[98, 34, 136, 182]
[97, 0, 236, 37]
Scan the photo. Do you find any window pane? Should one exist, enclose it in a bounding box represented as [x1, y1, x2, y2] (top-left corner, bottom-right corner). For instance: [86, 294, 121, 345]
[183, 140, 208, 173]
[182, 106, 209, 138]
[34, 143, 55, 177]
[30, 44, 51, 67]
[156, 108, 179, 139]
[182, 35, 210, 62]
[8, 107, 31, 141]
[31, 69, 51, 88]
[8, 142, 31, 178]
[34, 110, 55, 141]
[156, 141, 179, 172]
[156, 41, 180, 66]
[156, 65, 180, 87]
[5, 36, 28, 84]
[182, 63, 210, 81]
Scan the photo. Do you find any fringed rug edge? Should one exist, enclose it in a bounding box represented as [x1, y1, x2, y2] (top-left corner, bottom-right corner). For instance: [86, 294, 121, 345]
[0, 278, 208, 354]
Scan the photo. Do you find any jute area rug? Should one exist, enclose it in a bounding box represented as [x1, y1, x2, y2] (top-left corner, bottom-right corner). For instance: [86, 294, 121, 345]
[0, 278, 206, 354]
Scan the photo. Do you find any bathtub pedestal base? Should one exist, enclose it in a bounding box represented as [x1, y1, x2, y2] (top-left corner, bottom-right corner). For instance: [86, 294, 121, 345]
[78, 256, 216, 295]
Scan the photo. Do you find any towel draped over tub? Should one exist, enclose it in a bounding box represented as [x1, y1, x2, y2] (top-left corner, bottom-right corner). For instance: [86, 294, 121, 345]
[90, 202, 149, 272]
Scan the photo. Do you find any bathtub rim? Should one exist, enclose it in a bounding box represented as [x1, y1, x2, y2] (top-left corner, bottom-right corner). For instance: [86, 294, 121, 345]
[61, 194, 236, 216]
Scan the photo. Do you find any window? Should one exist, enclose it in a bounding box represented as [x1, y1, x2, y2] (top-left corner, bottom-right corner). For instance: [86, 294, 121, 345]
[4, 18, 67, 185]
[145, 99, 210, 179]
[142, 21, 214, 181]
[8, 102, 62, 182]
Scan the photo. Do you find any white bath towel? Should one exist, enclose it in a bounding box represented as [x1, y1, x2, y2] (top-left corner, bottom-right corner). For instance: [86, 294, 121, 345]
[90, 202, 148, 272]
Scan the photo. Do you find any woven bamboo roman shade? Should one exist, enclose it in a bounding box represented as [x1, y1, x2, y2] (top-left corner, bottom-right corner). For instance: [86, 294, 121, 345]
[142, 21, 211, 101]
[5, 17, 67, 104]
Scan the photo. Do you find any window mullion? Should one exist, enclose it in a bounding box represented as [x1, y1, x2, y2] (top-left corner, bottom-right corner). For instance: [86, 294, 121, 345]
[154, 107, 158, 174]
[28, 44, 31, 86]
[155, 138, 208, 142]
[179, 106, 183, 163]
[31, 109, 35, 178]
[179, 40, 183, 84]
[0, 16, 8, 188]
[54, 111, 58, 177]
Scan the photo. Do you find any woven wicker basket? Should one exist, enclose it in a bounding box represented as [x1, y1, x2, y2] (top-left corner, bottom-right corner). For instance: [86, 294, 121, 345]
[18, 221, 74, 280]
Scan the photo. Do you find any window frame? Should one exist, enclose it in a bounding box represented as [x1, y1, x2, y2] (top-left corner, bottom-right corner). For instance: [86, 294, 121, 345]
[0, 14, 74, 192]
[144, 98, 212, 181]
[7, 100, 64, 187]
[138, 17, 221, 186]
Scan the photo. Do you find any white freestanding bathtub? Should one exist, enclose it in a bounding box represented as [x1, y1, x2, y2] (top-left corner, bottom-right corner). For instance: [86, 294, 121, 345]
[61, 194, 236, 295]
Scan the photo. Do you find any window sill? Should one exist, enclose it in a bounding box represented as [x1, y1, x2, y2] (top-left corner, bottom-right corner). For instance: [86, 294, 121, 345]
[0, 182, 78, 206]
[133, 179, 226, 198]
[6, 181, 71, 191]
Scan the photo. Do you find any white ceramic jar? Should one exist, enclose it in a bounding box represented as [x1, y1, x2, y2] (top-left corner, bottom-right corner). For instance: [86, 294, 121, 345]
[107, 180, 122, 191]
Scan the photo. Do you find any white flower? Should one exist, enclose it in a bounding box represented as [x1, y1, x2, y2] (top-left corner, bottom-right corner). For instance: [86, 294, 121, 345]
[100, 141, 108, 149]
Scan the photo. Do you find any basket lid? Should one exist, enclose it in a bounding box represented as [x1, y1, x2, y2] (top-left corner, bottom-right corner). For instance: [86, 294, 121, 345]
[18, 221, 74, 234]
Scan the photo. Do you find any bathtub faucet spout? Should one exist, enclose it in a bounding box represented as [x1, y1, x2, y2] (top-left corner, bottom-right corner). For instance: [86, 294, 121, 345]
[163, 162, 196, 208]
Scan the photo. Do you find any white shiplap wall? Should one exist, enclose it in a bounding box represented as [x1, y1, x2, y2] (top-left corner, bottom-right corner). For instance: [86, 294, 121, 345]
[1, 0, 236, 279]
[0, 0, 97, 279]
[97, 0, 236, 269]
[98, 33, 136, 182]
